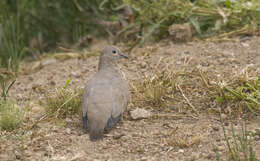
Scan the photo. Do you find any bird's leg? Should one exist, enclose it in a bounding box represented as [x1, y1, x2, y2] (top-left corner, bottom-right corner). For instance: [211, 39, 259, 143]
[82, 114, 88, 132]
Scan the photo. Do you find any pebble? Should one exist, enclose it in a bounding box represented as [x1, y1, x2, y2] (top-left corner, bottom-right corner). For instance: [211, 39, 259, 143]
[220, 113, 227, 120]
[42, 58, 57, 66]
[66, 128, 71, 134]
[130, 108, 151, 120]
[70, 71, 81, 78]
[178, 149, 184, 153]
[241, 42, 249, 47]
[140, 62, 147, 68]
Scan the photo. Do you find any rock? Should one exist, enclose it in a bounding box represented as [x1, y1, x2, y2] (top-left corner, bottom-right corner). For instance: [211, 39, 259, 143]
[130, 108, 151, 120]
[168, 23, 193, 42]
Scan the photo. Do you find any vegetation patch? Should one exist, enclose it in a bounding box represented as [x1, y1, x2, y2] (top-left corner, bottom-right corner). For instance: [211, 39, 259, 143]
[0, 99, 24, 131]
[132, 68, 260, 116]
[214, 77, 260, 115]
[124, 0, 260, 45]
[44, 79, 82, 118]
[217, 118, 257, 161]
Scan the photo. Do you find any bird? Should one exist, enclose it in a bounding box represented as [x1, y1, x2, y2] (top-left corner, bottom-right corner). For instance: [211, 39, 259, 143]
[82, 46, 129, 141]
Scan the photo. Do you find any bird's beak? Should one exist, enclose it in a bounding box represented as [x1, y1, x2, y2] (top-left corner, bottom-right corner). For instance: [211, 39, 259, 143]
[119, 53, 128, 59]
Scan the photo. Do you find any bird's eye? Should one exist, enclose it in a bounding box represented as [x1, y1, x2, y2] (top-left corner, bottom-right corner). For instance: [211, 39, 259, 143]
[112, 50, 117, 54]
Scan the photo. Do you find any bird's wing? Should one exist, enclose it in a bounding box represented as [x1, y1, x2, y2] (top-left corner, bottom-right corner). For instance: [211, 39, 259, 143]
[111, 79, 129, 118]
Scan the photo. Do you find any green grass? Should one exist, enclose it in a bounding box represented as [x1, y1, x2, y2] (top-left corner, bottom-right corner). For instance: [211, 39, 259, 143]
[44, 79, 82, 118]
[0, 3, 24, 100]
[0, 99, 24, 131]
[217, 116, 257, 161]
[215, 78, 260, 114]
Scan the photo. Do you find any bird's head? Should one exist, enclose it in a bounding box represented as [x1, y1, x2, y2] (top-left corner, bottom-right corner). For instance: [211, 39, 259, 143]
[101, 46, 128, 60]
[98, 46, 128, 70]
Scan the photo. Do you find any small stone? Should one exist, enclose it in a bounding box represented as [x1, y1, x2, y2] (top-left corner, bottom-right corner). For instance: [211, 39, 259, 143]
[140, 62, 147, 68]
[241, 42, 249, 47]
[178, 149, 184, 153]
[70, 71, 81, 78]
[220, 113, 227, 120]
[130, 108, 151, 120]
[66, 128, 71, 134]
[41, 58, 57, 66]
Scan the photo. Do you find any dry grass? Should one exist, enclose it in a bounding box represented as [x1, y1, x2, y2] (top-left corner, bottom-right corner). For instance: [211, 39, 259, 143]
[167, 134, 202, 148]
[131, 67, 260, 116]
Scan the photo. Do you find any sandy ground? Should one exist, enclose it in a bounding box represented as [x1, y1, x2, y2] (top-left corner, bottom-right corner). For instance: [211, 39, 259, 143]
[1, 36, 260, 161]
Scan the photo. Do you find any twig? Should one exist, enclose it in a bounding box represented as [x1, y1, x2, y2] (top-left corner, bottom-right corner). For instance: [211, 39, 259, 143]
[199, 70, 210, 89]
[25, 113, 48, 130]
[177, 84, 199, 115]
[54, 93, 79, 118]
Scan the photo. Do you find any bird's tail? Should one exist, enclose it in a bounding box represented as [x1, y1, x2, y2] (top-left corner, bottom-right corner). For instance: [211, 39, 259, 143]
[89, 120, 106, 141]
[89, 128, 104, 141]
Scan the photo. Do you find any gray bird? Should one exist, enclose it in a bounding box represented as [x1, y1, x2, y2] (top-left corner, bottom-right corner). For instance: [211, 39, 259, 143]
[82, 46, 129, 141]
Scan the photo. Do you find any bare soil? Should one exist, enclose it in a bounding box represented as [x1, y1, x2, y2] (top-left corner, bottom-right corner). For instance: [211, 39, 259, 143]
[1, 37, 260, 161]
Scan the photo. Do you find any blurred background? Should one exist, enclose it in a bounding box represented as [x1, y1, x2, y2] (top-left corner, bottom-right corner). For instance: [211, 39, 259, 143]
[0, 0, 259, 99]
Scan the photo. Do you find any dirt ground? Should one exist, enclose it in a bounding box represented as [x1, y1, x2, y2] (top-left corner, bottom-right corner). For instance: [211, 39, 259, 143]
[1, 36, 260, 161]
